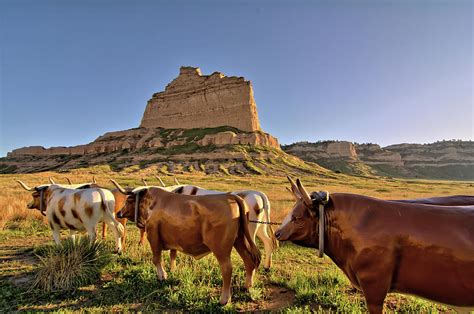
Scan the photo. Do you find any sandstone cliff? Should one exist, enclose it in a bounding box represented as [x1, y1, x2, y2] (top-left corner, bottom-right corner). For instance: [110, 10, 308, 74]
[140, 67, 261, 132]
[282, 140, 474, 180]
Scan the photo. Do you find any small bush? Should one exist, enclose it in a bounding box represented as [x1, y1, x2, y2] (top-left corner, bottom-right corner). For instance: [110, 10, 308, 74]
[32, 238, 111, 292]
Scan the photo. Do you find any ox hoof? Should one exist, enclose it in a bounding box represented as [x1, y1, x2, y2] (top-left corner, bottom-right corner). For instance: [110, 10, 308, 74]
[219, 296, 231, 305]
[157, 272, 168, 281]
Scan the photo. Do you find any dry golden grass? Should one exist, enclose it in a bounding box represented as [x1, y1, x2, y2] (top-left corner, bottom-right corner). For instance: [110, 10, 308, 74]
[2, 168, 473, 228]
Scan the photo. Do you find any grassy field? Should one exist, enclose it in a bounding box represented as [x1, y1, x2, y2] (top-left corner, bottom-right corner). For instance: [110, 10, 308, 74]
[1, 169, 473, 312]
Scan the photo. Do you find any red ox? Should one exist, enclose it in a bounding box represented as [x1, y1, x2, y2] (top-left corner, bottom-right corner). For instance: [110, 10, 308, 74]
[111, 180, 261, 305]
[275, 177, 474, 313]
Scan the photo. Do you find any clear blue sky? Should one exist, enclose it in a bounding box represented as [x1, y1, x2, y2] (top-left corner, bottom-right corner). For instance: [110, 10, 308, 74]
[1, 0, 472, 157]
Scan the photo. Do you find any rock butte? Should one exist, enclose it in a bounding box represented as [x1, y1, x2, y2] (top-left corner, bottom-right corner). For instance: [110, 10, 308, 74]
[8, 66, 279, 157]
[141, 66, 261, 132]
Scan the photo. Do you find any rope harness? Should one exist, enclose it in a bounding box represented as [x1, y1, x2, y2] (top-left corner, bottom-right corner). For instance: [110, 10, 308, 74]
[134, 192, 140, 228]
[311, 191, 330, 258]
[39, 189, 46, 216]
[248, 220, 281, 225]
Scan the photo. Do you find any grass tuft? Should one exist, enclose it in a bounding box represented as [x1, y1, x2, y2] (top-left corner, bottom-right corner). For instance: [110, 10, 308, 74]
[32, 238, 112, 292]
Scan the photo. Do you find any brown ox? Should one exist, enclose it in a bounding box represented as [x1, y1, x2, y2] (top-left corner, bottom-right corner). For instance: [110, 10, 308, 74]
[275, 177, 474, 313]
[111, 180, 261, 305]
[394, 195, 474, 206]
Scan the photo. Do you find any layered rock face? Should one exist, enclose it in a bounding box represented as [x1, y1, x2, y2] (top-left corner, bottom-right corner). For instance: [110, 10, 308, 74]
[8, 127, 279, 157]
[283, 140, 474, 180]
[140, 67, 261, 132]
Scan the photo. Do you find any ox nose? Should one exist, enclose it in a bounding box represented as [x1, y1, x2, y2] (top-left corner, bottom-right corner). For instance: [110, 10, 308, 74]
[116, 211, 123, 219]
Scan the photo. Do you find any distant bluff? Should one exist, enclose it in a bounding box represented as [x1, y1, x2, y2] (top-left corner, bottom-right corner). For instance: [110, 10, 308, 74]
[283, 140, 474, 180]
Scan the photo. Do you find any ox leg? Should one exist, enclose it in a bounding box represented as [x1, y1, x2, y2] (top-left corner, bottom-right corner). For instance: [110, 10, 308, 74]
[170, 250, 177, 272]
[359, 279, 388, 314]
[117, 218, 127, 248]
[147, 225, 167, 280]
[205, 226, 235, 305]
[214, 254, 232, 305]
[355, 257, 393, 314]
[87, 227, 97, 244]
[139, 229, 146, 245]
[234, 235, 258, 289]
[107, 221, 123, 254]
[52, 228, 61, 245]
[101, 222, 107, 240]
[70, 230, 78, 243]
[256, 224, 273, 270]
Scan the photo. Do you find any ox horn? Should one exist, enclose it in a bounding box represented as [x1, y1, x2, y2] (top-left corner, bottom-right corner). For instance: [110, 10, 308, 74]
[66, 177, 73, 184]
[296, 178, 312, 206]
[16, 180, 35, 191]
[49, 177, 56, 184]
[155, 176, 166, 187]
[174, 177, 180, 185]
[287, 175, 301, 198]
[141, 178, 148, 186]
[110, 179, 128, 194]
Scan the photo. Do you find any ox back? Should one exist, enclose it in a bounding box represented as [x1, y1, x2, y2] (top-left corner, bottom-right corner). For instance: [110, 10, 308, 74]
[393, 195, 474, 206]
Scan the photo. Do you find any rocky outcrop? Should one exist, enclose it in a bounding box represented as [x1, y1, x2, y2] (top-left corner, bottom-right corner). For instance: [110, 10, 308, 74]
[7, 127, 280, 158]
[197, 131, 279, 148]
[140, 66, 261, 132]
[283, 141, 357, 160]
[282, 140, 474, 180]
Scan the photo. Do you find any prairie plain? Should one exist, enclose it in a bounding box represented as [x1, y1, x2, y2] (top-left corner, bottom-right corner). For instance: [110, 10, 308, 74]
[1, 167, 473, 312]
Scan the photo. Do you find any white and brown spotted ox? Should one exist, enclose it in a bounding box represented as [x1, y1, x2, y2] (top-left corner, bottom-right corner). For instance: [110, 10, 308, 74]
[17, 180, 125, 253]
[275, 177, 474, 314]
[111, 180, 261, 305]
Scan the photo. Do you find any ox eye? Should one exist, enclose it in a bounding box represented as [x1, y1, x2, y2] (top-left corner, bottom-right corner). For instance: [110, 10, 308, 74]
[291, 215, 297, 221]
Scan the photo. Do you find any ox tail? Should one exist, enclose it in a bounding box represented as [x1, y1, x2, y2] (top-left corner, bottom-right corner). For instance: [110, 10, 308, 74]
[97, 189, 125, 238]
[234, 194, 261, 268]
[249, 190, 279, 250]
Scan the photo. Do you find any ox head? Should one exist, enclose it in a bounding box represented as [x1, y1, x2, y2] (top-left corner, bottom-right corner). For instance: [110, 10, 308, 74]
[111, 180, 149, 229]
[16, 180, 50, 213]
[274, 177, 322, 248]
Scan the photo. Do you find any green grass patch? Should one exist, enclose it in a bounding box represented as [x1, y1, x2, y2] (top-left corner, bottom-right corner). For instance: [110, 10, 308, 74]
[32, 238, 112, 292]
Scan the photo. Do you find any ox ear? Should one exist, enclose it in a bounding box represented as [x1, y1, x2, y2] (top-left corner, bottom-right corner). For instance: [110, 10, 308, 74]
[296, 179, 312, 207]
